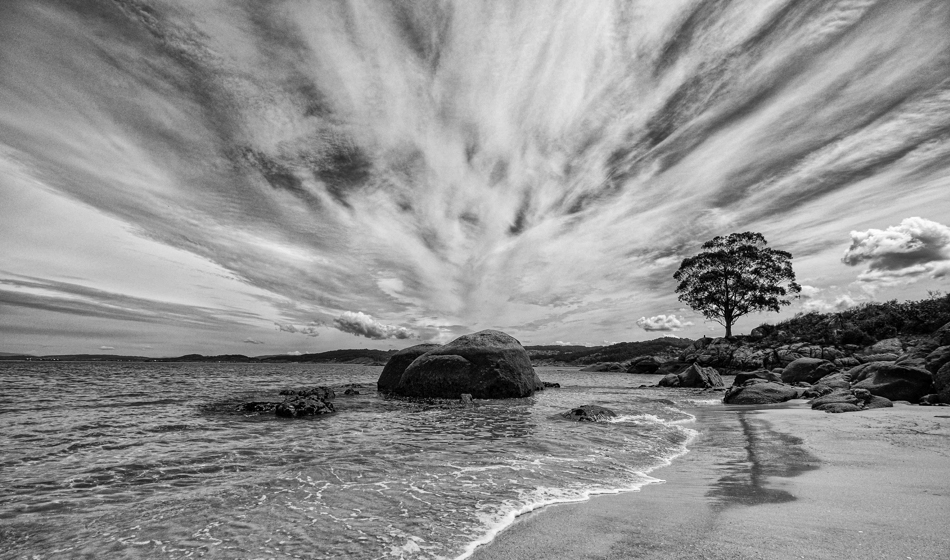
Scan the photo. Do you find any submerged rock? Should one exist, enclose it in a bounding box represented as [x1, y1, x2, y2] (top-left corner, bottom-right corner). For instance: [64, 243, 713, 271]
[542, 381, 561, 388]
[561, 405, 617, 422]
[392, 330, 542, 399]
[275, 396, 335, 418]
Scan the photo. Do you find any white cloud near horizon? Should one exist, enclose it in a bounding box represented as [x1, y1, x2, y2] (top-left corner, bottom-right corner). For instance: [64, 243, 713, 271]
[274, 322, 322, 337]
[332, 312, 414, 340]
[637, 315, 693, 332]
[843, 217, 950, 291]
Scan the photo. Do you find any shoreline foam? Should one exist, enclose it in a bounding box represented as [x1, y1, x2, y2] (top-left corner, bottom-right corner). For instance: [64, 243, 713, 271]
[469, 401, 950, 559]
[455, 410, 699, 560]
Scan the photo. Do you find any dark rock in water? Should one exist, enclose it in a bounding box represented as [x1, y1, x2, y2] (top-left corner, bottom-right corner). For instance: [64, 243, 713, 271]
[275, 396, 335, 417]
[343, 388, 360, 395]
[850, 362, 934, 402]
[242, 401, 281, 413]
[561, 405, 617, 422]
[733, 370, 781, 386]
[460, 393, 474, 406]
[377, 343, 443, 394]
[723, 382, 798, 405]
[658, 364, 723, 388]
[657, 373, 681, 387]
[679, 364, 724, 388]
[542, 381, 561, 388]
[781, 358, 837, 384]
[279, 386, 336, 400]
[392, 330, 542, 399]
[579, 362, 626, 372]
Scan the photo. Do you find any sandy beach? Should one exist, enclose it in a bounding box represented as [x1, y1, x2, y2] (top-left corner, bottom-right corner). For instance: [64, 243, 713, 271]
[470, 400, 950, 560]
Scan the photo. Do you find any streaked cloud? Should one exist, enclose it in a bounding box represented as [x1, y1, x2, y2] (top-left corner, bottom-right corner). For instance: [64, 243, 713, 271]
[99, 346, 114, 350]
[0, 1, 948, 353]
[243, 338, 264, 345]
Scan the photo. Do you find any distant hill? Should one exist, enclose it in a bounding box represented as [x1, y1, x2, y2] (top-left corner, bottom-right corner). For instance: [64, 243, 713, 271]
[525, 337, 694, 365]
[0, 338, 696, 367]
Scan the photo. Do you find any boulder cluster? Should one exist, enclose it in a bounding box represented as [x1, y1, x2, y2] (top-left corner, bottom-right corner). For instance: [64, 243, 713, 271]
[242, 386, 337, 418]
[377, 330, 544, 399]
[629, 320, 950, 413]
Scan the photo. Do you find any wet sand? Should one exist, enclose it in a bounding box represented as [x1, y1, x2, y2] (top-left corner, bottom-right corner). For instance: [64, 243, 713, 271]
[470, 401, 950, 560]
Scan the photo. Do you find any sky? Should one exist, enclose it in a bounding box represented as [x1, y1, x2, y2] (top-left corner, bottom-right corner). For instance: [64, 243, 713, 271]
[1, 0, 949, 356]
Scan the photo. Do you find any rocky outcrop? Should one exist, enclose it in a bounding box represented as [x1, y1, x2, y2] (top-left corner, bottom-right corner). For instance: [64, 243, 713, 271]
[542, 381, 561, 389]
[561, 405, 617, 422]
[391, 330, 542, 399]
[723, 381, 798, 405]
[781, 358, 837, 384]
[377, 343, 442, 394]
[626, 356, 661, 374]
[849, 362, 934, 402]
[659, 364, 723, 388]
[733, 370, 782, 386]
[934, 321, 950, 346]
[810, 388, 892, 413]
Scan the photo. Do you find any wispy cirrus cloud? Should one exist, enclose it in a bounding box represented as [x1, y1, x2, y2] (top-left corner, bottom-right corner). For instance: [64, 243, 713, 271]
[0, 1, 948, 352]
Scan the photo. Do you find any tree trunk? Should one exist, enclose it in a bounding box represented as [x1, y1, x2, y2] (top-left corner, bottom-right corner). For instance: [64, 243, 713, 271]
[725, 323, 732, 338]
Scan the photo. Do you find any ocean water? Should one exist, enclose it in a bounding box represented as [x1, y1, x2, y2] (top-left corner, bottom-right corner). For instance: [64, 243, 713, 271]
[0, 363, 703, 559]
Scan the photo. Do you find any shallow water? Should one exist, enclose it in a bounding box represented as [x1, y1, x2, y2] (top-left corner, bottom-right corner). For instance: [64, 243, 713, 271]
[0, 363, 705, 559]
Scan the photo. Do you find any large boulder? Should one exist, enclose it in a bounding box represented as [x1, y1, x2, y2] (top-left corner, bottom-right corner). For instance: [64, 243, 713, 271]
[656, 362, 691, 377]
[392, 330, 542, 399]
[924, 346, 950, 375]
[377, 343, 442, 393]
[781, 358, 837, 384]
[933, 362, 950, 404]
[561, 405, 617, 422]
[850, 362, 934, 402]
[934, 321, 950, 346]
[896, 339, 941, 368]
[733, 370, 782, 386]
[810, 388, 892, 413]
[865, 337, 903, 355]
[664, 364, 724, 388]
[627, 356, 661, 374]
[723, 382, 798, 405]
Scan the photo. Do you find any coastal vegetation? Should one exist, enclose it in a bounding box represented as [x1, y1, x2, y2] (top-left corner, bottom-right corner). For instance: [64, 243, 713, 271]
[756, 291, 950, 346]
[674, 232, 801, 337]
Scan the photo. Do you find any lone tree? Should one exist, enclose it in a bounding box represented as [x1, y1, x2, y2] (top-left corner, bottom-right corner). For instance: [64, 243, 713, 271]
[673, 232, 801, 337]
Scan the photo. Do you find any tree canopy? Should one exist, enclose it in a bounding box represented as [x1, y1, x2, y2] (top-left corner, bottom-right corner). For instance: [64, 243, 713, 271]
[673, 232, 801, 337]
